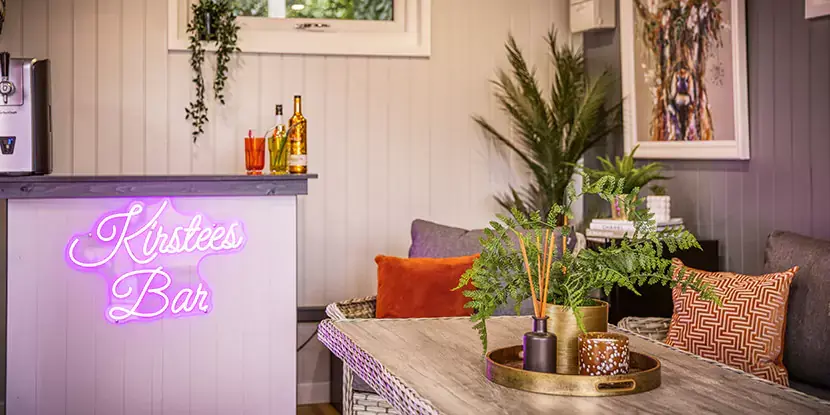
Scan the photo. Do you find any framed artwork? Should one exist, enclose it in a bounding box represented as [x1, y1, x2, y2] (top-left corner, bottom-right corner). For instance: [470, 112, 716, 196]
[806, 0, 830, 19]
[620, 0, 750, 160]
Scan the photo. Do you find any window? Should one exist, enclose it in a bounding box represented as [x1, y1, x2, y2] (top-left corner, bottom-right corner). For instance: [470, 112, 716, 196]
[168, 0, 431, 56]
[232, 0, 393, 21]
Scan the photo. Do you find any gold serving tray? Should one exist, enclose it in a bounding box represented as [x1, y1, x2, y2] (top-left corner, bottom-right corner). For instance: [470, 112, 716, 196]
[485, 346, 661, 397]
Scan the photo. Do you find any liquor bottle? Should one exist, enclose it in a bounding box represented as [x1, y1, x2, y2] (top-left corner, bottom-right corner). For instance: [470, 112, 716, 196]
[268, 105, 288, 175]
[287, 95, 307, 174]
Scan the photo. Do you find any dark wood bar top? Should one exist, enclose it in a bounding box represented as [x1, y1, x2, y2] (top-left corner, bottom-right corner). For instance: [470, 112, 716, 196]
[0, 174, 318, 199]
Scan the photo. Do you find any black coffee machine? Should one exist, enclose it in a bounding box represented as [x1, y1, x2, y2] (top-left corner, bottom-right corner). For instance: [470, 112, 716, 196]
[0, 51, 51, 175]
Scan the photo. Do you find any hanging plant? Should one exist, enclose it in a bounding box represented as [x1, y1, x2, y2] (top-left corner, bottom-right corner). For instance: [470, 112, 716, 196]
[0, 0, 6, 37]
[185, 0, 240, 143]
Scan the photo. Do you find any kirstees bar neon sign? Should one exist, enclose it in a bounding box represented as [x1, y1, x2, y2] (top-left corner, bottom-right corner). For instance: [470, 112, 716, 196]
[66, 199, 245, 323]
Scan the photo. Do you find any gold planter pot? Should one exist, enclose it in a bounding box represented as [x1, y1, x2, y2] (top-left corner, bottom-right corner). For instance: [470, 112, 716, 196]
[546, 300, 609, 374]
[610, 195, 629, 220]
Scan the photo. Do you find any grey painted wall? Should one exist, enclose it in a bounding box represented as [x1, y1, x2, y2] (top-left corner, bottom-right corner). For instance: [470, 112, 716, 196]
[585, 0, 830, 274]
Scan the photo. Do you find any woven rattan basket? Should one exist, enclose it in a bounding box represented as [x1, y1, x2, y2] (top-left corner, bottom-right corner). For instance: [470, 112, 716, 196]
[616, 317, 671, 342]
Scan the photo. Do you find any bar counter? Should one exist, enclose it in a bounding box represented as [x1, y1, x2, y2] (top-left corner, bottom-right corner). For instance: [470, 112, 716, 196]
[0, 174, 316, 415]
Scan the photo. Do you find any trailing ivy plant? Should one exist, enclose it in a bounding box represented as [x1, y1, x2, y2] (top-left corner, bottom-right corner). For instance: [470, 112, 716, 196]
[186, 0, 241, 143]
[455, 173, 720, 354]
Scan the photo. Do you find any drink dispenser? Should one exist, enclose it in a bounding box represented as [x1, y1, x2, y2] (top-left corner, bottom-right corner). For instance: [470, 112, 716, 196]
[0, 52, 51, 175]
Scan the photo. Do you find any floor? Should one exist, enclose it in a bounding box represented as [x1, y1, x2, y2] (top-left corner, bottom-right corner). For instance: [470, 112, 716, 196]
[297, 403, 340, 415]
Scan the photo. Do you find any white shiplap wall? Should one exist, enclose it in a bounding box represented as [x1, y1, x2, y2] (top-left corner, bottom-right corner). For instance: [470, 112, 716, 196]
[0, 0, 569, 306]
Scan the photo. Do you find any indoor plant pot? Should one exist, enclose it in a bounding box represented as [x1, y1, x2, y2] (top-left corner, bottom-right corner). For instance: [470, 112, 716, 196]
[547, 300, 609, 374]
[646, 195, 671, 223]
[611, 195, 630, 220]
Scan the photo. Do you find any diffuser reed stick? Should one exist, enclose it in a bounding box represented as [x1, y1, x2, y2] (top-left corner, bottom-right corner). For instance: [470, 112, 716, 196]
[516, 228, 559, 319]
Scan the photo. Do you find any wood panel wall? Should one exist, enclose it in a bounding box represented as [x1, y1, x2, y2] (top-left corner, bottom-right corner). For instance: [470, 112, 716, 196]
[585, 0, 830, 275]
[0, 0, 569, 306]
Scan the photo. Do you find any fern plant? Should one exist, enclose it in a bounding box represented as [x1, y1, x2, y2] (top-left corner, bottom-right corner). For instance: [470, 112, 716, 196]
[583, 145, 669, 195]
[455, 173, 719, 353]
[474, 29, 622, 219]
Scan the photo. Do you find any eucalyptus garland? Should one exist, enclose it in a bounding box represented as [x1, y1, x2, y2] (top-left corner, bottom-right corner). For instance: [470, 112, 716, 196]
[185, 0, 240, 143]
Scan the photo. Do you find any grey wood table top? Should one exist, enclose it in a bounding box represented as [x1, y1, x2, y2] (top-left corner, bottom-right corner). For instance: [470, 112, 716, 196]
[319, 317, 830, 415]
[0, 174, 317, 199]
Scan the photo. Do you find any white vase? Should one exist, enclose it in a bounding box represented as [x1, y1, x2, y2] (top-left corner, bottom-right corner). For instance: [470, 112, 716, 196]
[647, 195, 671, 223]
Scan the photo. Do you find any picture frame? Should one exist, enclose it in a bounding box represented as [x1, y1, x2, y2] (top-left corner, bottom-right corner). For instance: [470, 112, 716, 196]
[805, 0, 830, 19]
[620, 0, 750, 160]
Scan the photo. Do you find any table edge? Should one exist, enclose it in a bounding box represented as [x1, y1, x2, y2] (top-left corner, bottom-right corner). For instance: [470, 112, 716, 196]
[320, 316, 830, 412]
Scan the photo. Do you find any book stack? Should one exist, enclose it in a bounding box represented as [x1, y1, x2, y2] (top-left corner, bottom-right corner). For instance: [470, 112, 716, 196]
[586, 218, 685, 241]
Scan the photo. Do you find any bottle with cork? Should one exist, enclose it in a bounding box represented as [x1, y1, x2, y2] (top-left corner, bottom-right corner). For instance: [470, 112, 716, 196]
[287, 95, 307, 174]
[268, 104, 288, 175]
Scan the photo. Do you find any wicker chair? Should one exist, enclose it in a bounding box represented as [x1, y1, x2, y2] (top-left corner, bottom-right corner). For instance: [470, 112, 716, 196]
[616, 316, 672, 342]
[326, 295, 400, 415]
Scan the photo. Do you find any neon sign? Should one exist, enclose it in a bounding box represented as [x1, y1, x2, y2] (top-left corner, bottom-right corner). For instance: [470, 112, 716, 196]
[66, 199, 245, 323]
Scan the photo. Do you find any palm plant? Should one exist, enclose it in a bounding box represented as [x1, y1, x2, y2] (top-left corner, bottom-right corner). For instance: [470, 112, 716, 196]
[582, 145, 669, 219]
[474, 29, 622, 220]
[583, 145, 669, 195]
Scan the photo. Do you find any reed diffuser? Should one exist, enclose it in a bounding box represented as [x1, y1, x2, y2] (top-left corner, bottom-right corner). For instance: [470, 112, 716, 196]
[517, 223, 562, 374]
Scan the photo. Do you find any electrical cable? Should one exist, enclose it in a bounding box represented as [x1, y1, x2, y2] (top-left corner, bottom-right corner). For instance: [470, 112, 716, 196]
[297, 327, 319, 352]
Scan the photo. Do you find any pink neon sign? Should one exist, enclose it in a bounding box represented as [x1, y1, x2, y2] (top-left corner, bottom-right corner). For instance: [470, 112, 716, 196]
[66, 199, 245, 323]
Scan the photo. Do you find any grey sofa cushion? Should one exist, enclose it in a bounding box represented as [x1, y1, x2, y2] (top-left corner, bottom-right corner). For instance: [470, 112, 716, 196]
[408, 219, 488, 258]
[764, 231, 830, 390]
[408, 219, 575, 317]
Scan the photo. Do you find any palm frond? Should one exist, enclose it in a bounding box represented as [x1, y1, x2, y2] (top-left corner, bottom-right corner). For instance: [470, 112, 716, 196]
[474, 27, 622, 217]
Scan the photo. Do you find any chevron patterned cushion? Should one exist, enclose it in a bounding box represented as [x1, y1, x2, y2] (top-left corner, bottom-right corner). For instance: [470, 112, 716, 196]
[665, 259, 798, 386]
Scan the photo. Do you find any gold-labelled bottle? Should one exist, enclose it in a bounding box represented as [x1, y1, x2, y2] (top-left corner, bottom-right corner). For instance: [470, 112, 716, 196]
[287, 95, 307, 174]
[268, 104, 288, 175]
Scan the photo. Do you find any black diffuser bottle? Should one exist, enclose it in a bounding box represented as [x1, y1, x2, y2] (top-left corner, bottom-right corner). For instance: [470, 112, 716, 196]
[523, 316, 557, 373]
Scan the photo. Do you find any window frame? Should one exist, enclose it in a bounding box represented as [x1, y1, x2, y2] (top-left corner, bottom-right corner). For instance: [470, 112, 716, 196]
[167, 0, 431, 57]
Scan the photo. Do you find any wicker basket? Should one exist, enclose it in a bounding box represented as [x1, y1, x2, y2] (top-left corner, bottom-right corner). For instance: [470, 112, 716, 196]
[327, 296, 401, 415]
[616, 317, 672, 342]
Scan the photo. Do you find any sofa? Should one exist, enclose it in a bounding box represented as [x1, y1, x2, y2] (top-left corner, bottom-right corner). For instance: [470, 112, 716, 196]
[327, 219, 578, 414]
[620, 231, 830, 400]
[763, 231, 830, 400]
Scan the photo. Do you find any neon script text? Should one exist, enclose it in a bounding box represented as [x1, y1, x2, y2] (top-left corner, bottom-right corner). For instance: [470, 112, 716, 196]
[66, 199, 245, 324]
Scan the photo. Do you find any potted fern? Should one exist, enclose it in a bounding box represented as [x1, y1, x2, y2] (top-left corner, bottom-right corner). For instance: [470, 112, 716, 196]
[474, 29, 622, 220]
[583, 145, 669, 220]
[455, 174, 718, 374]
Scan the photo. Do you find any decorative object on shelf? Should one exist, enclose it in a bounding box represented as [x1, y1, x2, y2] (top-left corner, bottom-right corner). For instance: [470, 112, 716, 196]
[582, 145, 669, 220]
[620, 0, 750, 160]
[578, 332, 630, 376]
[486, 345, 661, 397]
[473, 28, 622, 219]
[455, 173, 719, 372]
[647, 184, 671, 223]
[185, 0, 240, 142]
[665, 259, 798, 386]
[244, 130, 265, 175]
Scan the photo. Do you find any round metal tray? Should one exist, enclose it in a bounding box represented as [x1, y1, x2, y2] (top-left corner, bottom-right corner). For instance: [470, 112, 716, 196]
[485, 346, 661, 397]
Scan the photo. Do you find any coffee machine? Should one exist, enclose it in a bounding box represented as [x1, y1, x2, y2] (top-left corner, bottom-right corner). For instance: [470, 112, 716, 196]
[0, 52, 51, 175]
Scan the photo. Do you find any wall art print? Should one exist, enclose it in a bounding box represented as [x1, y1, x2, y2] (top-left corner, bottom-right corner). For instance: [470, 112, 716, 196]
[621, 0, 750, 160]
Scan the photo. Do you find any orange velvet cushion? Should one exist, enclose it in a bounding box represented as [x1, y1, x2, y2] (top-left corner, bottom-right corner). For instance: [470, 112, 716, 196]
[665, 259, 797, 386]
[375, 254, 478, 319]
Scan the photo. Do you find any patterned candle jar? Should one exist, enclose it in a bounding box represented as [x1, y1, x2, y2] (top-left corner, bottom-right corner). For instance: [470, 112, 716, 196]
[578, 332, 630, 376]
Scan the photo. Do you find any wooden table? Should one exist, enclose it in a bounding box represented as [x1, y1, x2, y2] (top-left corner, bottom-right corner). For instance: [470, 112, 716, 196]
[318, 317, 830, 414]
